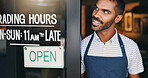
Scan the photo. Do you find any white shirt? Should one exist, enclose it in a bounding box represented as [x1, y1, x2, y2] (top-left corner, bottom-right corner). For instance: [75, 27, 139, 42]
[81, 31, 144, 74]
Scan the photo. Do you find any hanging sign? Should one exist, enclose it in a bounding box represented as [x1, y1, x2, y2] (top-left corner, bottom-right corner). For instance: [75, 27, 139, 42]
[23, 46, 64, 68]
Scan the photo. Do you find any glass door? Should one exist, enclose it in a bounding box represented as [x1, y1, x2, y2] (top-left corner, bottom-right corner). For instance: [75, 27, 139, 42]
[3, 0, 80, 78]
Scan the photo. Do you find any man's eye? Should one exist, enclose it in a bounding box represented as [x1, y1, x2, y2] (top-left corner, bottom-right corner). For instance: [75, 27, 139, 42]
[95, 7, 98, 10]
[104, 11, 108, 14]
[94, 6, 98, 10]
[104, 10, 111, 14]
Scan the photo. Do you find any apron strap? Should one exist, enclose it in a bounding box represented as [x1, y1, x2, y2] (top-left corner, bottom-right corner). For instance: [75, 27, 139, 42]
[117, 33, 127, 58]
[84, 33, 126, 57]
[84, 34, 94, 56]
[84, 34, 94, 78]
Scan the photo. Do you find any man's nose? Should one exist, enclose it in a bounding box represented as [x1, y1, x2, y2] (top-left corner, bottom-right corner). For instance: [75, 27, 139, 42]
[94, 10, 102, 19]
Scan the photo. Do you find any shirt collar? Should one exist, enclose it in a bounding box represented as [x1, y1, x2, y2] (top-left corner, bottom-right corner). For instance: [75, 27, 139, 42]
[94, 29, 118, 44]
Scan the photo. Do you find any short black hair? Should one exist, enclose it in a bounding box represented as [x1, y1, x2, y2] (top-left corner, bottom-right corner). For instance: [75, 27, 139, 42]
[114, 0, 125, 15]
[97, 0, 125, 15]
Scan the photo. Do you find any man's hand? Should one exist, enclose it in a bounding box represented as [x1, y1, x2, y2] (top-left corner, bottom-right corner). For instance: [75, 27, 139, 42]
[81, 73, 84, 78]
[129, 74, 139, 78]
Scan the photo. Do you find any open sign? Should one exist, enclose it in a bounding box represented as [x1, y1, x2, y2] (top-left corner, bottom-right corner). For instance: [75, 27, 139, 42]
[23, 46, 64, 68]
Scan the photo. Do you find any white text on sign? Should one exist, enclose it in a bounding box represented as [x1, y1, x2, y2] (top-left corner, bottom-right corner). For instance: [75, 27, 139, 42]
[0, 29, 61, 41]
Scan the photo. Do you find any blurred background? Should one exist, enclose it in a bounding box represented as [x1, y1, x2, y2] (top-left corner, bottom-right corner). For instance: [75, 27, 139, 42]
[81, 0, 148, 78]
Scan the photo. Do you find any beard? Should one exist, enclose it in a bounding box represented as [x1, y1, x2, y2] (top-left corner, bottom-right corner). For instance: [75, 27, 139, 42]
[91, 16, 116, 32]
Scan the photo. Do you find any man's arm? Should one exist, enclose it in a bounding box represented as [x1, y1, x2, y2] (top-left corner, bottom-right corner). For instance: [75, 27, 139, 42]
[129, 74, 139, 78]
[127, 42, 144, 78]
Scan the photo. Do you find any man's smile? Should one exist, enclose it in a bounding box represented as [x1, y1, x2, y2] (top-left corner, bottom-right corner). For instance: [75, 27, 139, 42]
[92, 16, 104, 26]
[92, 19, 102, 26]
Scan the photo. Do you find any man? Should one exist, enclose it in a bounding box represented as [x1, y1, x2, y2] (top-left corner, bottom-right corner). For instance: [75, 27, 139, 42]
[81, 0, 144, 78]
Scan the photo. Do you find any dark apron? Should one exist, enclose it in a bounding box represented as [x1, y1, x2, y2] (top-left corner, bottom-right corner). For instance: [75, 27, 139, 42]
[84, 33, 128, 78]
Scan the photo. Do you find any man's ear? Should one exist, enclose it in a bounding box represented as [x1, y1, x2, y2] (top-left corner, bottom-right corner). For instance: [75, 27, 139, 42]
[115, 15, 123, 23]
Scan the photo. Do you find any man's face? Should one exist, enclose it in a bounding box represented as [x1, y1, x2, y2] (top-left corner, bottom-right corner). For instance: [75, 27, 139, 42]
[92, 0, 117, 31]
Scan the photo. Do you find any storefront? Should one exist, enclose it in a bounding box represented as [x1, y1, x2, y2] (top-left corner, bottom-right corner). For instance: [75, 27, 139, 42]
[0, 0, 80, 78]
